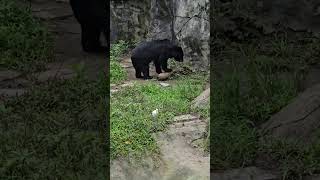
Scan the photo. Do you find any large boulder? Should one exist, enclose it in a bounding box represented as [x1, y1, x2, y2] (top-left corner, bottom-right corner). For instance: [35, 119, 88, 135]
[260, 83, 320, 145]
[191, 88, 210, 109]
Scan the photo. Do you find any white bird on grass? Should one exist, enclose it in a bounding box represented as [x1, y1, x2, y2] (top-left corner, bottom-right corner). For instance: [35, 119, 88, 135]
[151, 109, 159, 131]
[152, 109, 159, 120]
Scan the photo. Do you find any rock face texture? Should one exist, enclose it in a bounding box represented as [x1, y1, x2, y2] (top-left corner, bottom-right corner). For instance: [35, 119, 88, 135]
[260, 83, 320, 145]
[258, 0, 320, 34]
[110, 0, 151, 42]
[110, 0, 209, 69]
[215, 0, 320, 36]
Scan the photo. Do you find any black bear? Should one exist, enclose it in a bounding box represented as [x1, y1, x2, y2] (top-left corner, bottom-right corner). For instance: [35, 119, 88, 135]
[69, 0, 108, 53]
[131, 39, 184, 79]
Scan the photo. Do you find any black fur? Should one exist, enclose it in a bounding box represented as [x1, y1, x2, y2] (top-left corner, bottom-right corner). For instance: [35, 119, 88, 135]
[70, 0, 107, 53]
[131, 39, 184, 79]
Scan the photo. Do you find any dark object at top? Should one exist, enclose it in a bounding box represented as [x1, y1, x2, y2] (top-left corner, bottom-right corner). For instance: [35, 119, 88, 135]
[131, 39, 184, 62]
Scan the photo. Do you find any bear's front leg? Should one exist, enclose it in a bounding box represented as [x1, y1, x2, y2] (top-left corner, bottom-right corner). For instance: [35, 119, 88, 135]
[161, 59, 172, 72]
[142, 65, 152, 80]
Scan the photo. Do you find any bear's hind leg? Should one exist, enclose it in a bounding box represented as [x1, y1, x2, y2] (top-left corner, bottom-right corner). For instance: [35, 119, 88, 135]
[135, 67, 143, 79]
[81, 24, 106, 53]
[154, 61, 162, 74]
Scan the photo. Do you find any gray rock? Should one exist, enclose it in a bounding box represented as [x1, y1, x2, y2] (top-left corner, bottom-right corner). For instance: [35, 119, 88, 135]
[0, 70, 21, 81]
[173, 114, 200, 123]
[0, 89, 27, 97]
[191, 88, 210, 109]
[159, 82, 170, 87]
[260, 83, 320, 145]
[211, 167, 279, 180]
[119, 82, 134, 88]
[36, 68, 75, 82]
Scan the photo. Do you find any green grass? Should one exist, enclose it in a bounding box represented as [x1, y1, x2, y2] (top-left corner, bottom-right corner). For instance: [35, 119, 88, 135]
[211, 31, 320, 178]
[110, 40, 129, 84]
[261, 138, 320, 179]
[0, 74, 108, 179]
[0, 0, 53, 73]
[0, 1, 108, 179]
[111, 73, 208, 159]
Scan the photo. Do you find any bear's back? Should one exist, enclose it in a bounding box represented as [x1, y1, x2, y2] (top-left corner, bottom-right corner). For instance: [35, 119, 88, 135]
[131, 39, 175, 59]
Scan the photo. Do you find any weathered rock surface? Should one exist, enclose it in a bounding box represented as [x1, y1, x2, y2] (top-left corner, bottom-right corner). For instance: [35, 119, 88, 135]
[260, 83, 320, 145]
[211, 167, 279, 180]
[110, 0, 209, 69]
[110, 0, 151, 42]
[36, 68, 75, 82]
[216, 0, 320, 36]
[191, 88, 210, 109]
[258, 0, 320, 34]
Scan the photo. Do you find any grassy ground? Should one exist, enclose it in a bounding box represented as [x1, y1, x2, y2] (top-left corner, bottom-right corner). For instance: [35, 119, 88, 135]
[110, 40, 129, 84]
[211, 30, 320, 178]
[0, 1, 108, 179]
[0, 0, 53, 73]
[110, 41, 209, 160]
[0, 74, 108, 179]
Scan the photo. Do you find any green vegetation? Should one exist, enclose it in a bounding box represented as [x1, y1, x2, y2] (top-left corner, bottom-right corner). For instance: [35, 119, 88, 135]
[211, 29, 320, 178]
[0, 74, 108, 179]
[0, 1, 108, 178]
[0, 0, 53, 72]
[111, 74, 208, 159]
[110, 41, 209, 159]
[110, 40, 128, 84]
[212, 1, 320, 178]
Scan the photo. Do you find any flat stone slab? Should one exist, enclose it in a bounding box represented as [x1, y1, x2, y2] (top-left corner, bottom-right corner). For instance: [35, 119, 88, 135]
[173, 114, 200, 123]
[0, 70, 21, 81]
[0, 88, 27, 97]
[35, 68, 75, 82]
